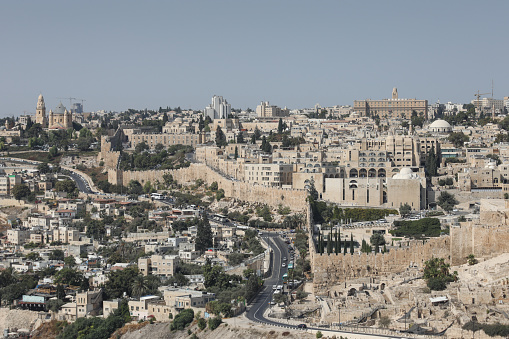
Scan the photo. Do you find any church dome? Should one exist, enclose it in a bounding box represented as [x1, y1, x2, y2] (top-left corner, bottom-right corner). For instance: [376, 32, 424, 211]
[54, 102, 67, 114]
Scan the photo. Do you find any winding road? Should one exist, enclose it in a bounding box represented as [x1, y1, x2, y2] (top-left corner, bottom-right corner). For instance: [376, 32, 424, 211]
[246, 232, 405, 338]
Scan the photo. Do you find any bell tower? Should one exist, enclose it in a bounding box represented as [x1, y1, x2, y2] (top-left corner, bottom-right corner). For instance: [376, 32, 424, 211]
[392, 87, 398, 100]
[36, 94, 47, 128]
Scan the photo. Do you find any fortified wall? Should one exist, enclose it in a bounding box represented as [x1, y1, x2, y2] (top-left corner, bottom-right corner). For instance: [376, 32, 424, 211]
[108, 164, 308, 212]
[450, 223, 509, 266]
[98, 128, 124, 169]
[312, 237, 450, 295]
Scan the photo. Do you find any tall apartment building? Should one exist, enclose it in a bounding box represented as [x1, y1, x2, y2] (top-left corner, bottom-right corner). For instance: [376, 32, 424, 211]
[138, 254, 179, 277]
[354, 88, 427, 119]
[0, 174, 21, 195]
[256, 101, 289, 118]
[204, 95, 230, 120]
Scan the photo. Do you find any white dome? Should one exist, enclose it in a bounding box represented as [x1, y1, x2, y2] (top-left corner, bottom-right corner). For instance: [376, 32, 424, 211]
[429, 119, 451, 128]
[392, 167, 419, 179]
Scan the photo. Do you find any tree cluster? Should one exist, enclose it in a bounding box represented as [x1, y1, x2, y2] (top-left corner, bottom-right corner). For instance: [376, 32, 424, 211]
[423, 257, 457, 290]
[390, 218, 442, 238]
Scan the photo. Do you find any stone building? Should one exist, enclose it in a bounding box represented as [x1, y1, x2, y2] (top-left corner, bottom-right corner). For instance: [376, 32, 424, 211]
[353, 88, 428, 119]
[35, 94, 73, 129]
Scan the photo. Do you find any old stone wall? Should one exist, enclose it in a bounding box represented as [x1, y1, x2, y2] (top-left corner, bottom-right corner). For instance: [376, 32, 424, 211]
[312, 237, 450, 295]
[312, 222, 509, 294]
[108, 164, 308, 212]
[450, 223, 509, 266]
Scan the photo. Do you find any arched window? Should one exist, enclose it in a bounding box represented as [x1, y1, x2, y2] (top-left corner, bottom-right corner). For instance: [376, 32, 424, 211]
[368, 169, 377, 177]
[349, 169, 358, 178]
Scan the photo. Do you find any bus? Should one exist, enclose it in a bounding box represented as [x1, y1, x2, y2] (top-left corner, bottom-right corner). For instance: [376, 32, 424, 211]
[287, 262, 294, 270]
[151, 193, 164, 200]
[282, 273, 288, 284]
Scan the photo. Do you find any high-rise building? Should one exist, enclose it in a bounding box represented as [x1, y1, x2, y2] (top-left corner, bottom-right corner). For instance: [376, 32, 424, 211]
[255, 101, 289, 118]
[203, 95, 230, 120]
[353, 88, 428, 119]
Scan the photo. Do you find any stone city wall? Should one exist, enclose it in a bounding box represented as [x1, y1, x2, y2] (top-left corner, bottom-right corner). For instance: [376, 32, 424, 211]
[108, 163, 308, 212]
[312, 237, 450, 295]
[450, 223, 509, 266]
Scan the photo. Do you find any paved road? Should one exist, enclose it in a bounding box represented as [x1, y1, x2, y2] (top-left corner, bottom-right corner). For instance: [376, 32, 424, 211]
[246, 232, 289, 325]
[246, 232, 406, 338]
[67, 171, 93, 194]
[3, 157, 94, 194]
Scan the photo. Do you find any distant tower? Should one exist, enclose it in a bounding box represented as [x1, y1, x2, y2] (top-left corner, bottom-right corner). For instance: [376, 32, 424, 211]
[36, 94, 47, 128]
[392, 88, 398, 100]
[64, 109, 72, 128]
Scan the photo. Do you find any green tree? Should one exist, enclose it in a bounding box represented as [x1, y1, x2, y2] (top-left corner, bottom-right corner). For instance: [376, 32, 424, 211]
[12, 184, 31, 201]
[423, 257, 457, 290]
[467, 254, 478, 266]
[234, 146, 238, 159]
[54, 179, 77, 194]
[135, 141, 149, 153]
[425, 145, 438, 177]
[195, 216, 213, 253]
[277, 118, 284, 134]
[399, 203, 412, 218]
[437, 191, 458, 213]
[54, 268, 84, 286]
[208, 316, 222, 330]
[37, 162, 51, 174]
[64, 256, 76, 267]
[260, 136, 272, 153]
[48, 145, 59, 158]
[215, 126, 227, 147]
[49, 249, 65, 261]
[131, 275, 148, 299]
[350, 233, 354, 254]
[448, 132, 469, 147]
[209, 181, 218, 191]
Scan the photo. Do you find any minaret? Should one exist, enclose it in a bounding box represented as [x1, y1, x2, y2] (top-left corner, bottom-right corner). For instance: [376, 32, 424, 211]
[36, 94, 47, 128]
[392, 88, 398, 100]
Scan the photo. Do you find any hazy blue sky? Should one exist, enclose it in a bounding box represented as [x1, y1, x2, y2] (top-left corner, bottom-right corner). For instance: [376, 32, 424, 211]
[1, 1, 508, 117]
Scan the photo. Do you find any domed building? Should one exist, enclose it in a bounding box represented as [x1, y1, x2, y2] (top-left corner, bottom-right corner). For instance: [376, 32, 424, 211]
[392, 167, 420, 179]
[35, 94, 73, 129]
[429, 119, 452, 133]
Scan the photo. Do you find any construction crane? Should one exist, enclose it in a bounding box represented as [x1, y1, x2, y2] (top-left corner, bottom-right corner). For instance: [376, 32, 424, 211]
[57, 97, 76, 108]
[474, 91, 490, 114]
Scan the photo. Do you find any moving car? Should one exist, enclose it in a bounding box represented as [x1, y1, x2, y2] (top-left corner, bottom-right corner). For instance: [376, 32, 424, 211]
[297, 324, 307, 328]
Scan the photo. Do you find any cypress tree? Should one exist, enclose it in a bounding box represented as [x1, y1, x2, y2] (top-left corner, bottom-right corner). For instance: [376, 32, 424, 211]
[234, 146, 238, 159]
[350, 233, 354, 254]
[326, 232, 331, 254]
[335, 231, 339, 254]
[343, 239, 347, 255]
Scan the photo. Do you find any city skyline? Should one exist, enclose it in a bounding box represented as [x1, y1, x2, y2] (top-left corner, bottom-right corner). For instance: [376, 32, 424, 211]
[1, 0, 508, 117]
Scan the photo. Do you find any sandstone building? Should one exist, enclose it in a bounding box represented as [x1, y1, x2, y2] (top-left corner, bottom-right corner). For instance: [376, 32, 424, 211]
[353, 88, 427, 119]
